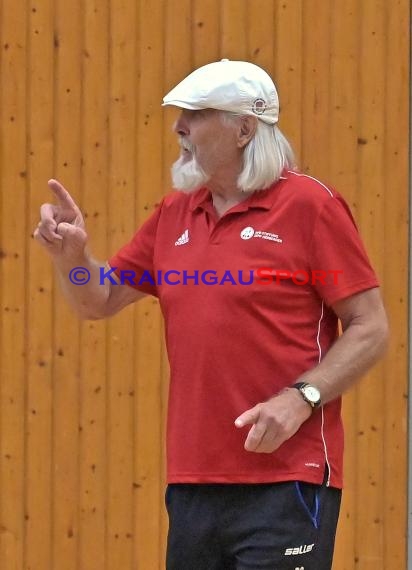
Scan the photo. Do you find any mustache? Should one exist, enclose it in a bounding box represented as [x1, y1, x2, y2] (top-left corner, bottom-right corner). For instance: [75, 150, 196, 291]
[178, 136, 195, 153]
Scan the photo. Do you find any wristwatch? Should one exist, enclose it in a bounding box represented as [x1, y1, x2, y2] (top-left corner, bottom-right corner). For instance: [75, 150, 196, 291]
[292, 382, 322, 409]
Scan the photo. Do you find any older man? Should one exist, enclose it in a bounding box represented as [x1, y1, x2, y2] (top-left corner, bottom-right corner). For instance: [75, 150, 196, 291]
[35, 60, 388, 570]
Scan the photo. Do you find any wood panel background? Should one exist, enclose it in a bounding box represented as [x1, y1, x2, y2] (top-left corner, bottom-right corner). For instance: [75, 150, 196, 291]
[0, 0, 408, 569]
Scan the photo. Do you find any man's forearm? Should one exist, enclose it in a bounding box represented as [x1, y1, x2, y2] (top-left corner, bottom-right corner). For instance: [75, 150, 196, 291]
[54, 253, 110, 319]
[296, 313, 388, 404]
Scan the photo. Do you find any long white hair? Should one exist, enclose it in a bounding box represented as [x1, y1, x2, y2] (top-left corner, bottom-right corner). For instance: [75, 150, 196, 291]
[221, 112, 296, 192]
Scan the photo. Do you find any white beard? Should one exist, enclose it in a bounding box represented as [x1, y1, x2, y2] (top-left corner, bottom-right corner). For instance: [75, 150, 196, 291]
[171, 154, 209, 193]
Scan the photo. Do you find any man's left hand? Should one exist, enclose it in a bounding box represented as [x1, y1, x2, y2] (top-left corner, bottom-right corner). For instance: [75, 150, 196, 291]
[234, 389, 313, 453]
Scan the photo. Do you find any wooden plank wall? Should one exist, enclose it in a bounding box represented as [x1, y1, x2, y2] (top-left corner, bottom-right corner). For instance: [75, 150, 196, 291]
[0, 0, 408, 569]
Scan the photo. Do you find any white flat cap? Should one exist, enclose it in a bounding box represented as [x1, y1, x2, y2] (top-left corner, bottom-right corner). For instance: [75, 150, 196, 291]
[162, 59, 279, 125]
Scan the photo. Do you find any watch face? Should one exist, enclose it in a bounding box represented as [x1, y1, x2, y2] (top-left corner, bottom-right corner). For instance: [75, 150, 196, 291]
[303, 385, 321, 403]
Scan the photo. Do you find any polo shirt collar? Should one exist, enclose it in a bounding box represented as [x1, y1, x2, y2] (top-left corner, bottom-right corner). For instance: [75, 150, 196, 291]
[189, 173, 288, 214]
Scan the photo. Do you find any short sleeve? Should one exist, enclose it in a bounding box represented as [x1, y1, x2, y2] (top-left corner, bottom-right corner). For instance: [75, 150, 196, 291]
[309, 195, 379, 306]
[108, 200, 164, 297]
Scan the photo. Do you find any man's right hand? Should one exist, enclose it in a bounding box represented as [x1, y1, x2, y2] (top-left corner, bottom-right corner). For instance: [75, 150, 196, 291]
[34, 179, 87, 261]
[33, 178, 145, 319]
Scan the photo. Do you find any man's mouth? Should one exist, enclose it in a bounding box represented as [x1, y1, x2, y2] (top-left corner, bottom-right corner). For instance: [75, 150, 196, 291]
[180, 138, 193, 154]
[180, 146, 193, 162]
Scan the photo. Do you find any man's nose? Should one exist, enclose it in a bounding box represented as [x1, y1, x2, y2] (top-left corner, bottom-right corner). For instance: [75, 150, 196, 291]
[173, 112, 189, 136]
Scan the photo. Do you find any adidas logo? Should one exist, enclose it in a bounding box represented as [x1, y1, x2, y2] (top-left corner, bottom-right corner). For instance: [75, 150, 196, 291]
[175, 229, 189, 246]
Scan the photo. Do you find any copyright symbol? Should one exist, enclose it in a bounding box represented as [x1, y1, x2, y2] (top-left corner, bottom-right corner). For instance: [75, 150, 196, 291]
[69, 267, 91, 285]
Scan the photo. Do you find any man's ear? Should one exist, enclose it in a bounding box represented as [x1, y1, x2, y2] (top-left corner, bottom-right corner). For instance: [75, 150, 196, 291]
[237, 116, 258, 148]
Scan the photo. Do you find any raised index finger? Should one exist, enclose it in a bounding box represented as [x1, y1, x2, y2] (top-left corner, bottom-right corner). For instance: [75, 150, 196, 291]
[48, 178, 77, 209]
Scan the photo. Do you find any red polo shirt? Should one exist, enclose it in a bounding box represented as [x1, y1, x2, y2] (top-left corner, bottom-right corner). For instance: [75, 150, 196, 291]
[109, 170, 379, 488]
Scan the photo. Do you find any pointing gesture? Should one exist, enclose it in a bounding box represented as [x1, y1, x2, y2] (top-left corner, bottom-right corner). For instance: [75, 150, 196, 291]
[234, 389, 312, 453]
[34, 179, 87, 260]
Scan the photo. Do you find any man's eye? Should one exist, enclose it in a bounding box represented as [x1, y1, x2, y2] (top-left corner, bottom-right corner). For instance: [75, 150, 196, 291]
[195, 110, 211, 118]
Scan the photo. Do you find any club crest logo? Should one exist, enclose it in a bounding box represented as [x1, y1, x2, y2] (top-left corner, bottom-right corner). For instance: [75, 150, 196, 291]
[252, 98, 266, 115]
[240, 226, 255, 240]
